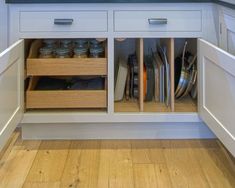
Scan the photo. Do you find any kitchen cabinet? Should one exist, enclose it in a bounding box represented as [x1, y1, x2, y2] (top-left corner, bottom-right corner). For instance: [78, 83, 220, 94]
[0, 3, 234, 156]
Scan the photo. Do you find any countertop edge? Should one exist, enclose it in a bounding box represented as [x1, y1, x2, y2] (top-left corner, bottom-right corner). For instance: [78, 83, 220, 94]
[4, 0, 235, 10]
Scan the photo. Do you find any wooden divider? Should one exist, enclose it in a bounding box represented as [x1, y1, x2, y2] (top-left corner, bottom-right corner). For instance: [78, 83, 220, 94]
[136, 38, 144, 112]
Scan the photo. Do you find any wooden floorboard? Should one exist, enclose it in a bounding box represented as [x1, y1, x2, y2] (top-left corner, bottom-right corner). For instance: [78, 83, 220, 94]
[0, 130, 235, 188]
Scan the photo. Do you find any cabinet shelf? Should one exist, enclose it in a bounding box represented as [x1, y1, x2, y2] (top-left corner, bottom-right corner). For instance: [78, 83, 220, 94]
[115, 96, 197, 113]
[115, 100, 140, 112]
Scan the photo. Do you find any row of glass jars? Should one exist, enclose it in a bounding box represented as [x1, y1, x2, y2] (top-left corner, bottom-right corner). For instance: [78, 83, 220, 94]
[39, 39, 105, 58]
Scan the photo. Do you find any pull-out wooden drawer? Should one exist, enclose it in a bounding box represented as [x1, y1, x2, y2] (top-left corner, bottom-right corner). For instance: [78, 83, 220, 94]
[26, 77, 107, 109]
[20, 11, 108, 32]
[114, 10, 202, 32]
[26, 40, 107, 76]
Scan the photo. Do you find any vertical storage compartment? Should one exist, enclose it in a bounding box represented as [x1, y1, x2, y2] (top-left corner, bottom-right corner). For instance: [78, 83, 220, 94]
[114, 38, 143, 112]
[114, 38, 197, 113]
[25, 39, 108, 111]
[174, 39, 197, 112]
[142, 38, 175, 112]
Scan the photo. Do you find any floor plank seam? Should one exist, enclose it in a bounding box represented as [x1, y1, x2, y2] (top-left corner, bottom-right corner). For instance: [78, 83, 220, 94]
[22, 140, 41, 186]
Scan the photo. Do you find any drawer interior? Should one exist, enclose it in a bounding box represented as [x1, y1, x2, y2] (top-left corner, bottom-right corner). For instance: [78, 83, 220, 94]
[114, 38, 197, 113]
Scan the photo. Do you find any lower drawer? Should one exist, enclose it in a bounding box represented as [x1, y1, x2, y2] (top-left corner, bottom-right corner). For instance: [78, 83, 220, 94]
[26, 77, 107, 109]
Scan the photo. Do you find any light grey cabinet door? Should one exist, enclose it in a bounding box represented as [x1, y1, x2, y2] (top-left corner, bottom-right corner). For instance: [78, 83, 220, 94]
[220, 10, 235, 56]
[0, 40, 24, 151]
[198, 39, 235, 156]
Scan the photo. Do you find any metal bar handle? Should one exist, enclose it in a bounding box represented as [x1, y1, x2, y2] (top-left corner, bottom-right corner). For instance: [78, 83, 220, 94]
[54, 19, 74, 25]
[148, 18, 168, 25]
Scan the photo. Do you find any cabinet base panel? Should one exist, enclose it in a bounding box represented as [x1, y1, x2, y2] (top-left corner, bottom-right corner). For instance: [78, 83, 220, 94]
[21, 122, 215, 140]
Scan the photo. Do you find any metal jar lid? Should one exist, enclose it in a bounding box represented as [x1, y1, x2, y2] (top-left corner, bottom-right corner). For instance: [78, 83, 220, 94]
[43, 39, 56, 47]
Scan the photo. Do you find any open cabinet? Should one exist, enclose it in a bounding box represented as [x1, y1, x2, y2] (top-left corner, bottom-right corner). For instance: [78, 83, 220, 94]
[113, 37, 235, 156]
[0, 36, 234, 157]
[0, 38, 235, 155]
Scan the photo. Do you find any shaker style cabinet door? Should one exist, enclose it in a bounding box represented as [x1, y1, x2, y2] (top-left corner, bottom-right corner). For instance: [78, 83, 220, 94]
[198, 39, 235, 156]
[220, 10, 235, 56]
[0, 40, 24, 151]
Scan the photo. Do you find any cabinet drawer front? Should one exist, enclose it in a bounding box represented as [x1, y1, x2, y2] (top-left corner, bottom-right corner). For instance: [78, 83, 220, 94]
[20, 11, 108, 32]
[114, 10, 202, 32]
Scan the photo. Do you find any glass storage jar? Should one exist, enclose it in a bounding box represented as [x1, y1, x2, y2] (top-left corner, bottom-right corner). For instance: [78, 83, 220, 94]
[39, 47, 54, 58]
[74, 47, 88, 58]
[55, 48, 70, 58]
[74, 39, 88, 49]
[90, 39, 102, 48]
[60, 39, 72, 49]
[89, 45, 104, 58]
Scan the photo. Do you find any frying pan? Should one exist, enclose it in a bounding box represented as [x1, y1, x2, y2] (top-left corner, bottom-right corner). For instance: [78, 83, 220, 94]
[178, 55, 197, 99]
[175, 42, 190, 98]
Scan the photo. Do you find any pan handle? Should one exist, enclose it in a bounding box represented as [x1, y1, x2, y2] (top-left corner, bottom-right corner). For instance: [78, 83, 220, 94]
[182, 41, 188, 68]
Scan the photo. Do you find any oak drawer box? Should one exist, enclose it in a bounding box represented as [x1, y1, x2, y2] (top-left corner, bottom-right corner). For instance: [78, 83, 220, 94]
[114, 10, 202, 32]
[26, 77, 107, 109]
[26, 40, 107, 76]
[20, 11, 108, 32]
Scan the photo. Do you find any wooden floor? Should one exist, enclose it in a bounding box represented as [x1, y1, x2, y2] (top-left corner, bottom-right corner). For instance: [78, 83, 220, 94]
[0, 129, 235, 188]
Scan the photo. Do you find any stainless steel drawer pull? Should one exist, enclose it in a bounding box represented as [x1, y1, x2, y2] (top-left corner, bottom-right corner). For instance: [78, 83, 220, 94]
[54, 19, 74, 25]
[148, 18, 168, 25]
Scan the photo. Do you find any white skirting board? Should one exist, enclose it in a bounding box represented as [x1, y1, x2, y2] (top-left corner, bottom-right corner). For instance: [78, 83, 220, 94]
[21, 122, 215, 140]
